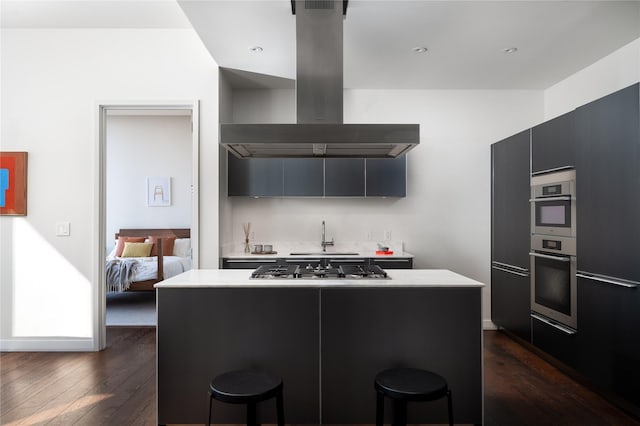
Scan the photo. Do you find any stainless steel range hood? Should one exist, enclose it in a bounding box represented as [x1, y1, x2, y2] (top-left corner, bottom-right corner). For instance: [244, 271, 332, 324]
[220, 0, 419, 159]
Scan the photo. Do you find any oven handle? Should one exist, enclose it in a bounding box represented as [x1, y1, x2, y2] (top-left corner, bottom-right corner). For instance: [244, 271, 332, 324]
[531, 313, 577, 335]
[576, 271, 639, 289]
[529, 252, 571, 262]
[529, 196, 573, 202]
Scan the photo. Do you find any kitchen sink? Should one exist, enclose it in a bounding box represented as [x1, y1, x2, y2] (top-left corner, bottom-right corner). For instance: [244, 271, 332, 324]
[289, 252, 360, 256]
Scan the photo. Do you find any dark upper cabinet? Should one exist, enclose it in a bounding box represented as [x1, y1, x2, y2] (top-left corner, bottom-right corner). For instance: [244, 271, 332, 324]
[491, 129, 531, 268]
[325, 159, 365, 196]
[575, 83, 640, 280]
[283, 158, 324, 196]
[365, 157, 406, 197]
[227, 153, 283, 196]
[491, 129, 531, 340]
[531, 110, 575, 173]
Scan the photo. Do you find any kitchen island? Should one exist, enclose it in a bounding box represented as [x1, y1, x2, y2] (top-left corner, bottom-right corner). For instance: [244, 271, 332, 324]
[155, 269, 484, 425]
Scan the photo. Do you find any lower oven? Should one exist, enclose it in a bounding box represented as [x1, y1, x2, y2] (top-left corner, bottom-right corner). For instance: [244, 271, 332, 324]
[530, 234, 577, 332]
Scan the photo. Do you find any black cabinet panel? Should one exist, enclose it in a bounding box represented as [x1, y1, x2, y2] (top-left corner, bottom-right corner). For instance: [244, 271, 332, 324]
[531, 314, 578, 367]
[531, 110, 575, 173]
[575, 83, 640, 280]
[366, 157, 406, 197]
[491, 268, 530, 341]
[283, 158, 324, 196]
[491, 129, 531, 268]
[325, 158, 365, 196]
[576, 277, 640, 414]
[227, 153, 283, 196]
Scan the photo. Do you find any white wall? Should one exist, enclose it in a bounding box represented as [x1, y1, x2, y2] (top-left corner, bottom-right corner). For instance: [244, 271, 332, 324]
[544, 37, 640, 120]
[105, 115, 193, 251]
[223, 88, 544, 327]
[0, 28, 219, 351]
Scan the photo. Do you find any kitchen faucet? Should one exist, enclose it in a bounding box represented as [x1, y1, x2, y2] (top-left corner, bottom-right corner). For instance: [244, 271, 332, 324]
[321, 220, 334, 252]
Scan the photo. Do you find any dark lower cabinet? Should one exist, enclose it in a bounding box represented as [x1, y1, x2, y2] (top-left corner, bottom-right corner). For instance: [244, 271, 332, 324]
[531, 314, 578, 368]
[577, 276, 640, 415]
[222, 257, 413, 269]
[491, 268, 530, 342]
[370, 257, 413, 269]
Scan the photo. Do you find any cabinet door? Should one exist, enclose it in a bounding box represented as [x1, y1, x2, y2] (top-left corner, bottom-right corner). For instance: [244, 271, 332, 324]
[365, 157, 406, 197]
[283, 158, 324, 196]
[491, 268, 530, 341]
[325, 158, 365, 196]
[221, 258, 281, 269]
[227, 153, 283, 196]
[491, 129, 531, 268]
[577, 276, 640, 413]
[531, 110, 575, 173]
[575, 83, 640, 280]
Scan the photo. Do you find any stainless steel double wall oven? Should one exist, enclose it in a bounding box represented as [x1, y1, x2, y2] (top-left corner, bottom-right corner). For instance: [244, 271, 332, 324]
[530, 168, 577, 332]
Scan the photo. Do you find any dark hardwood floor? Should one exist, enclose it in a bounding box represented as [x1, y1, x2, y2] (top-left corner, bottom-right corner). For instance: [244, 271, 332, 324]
[1, 329, 638, 425]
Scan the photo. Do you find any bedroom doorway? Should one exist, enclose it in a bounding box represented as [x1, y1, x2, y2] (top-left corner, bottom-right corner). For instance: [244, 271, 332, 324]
[97, 102, 199, 347]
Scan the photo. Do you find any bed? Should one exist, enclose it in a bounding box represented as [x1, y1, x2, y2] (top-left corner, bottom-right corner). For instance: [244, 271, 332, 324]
[106, 228, 191, 292]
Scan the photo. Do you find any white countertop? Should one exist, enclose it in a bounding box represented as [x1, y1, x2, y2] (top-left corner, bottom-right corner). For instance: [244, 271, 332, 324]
[155, 269, 484, 288]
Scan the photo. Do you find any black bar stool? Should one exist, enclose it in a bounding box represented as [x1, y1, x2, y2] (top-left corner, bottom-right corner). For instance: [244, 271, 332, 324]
[374, 367, 453, 426]
[207, 369, 284, 426]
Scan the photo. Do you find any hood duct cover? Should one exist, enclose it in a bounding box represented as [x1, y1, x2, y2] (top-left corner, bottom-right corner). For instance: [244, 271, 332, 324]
[220, 0, 419, 158]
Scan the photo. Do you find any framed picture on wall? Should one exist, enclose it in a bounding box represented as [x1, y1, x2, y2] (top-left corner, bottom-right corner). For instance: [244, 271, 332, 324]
[0, 151, 28, 216]
[147, 176, 171, 207]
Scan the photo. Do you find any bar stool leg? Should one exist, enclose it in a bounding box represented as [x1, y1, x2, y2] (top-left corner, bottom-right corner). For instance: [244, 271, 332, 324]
[447, 389, 454, 426]
[392, 399, 407, 426]
[207, 394, 213, 426]
[376, 390, 384, 426]
[276, 389, 285, 426]
[247, 402, 257, 426]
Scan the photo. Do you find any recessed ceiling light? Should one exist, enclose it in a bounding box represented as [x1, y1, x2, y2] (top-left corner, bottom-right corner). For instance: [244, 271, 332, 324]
[503, 47, 518, 54]
[412, 46, 428, 53]
[249, 46, 263, 53]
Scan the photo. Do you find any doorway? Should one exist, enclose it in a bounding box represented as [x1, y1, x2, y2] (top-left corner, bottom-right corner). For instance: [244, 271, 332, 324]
[97, 102, 199, 348]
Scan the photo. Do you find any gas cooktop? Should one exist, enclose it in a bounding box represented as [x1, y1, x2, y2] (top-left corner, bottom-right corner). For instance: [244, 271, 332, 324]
[251, 264, 388, 279]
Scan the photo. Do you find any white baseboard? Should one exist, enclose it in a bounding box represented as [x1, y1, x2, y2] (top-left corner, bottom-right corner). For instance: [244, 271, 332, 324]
[0, 338, 96, 352]
[483, 319, 498, 330]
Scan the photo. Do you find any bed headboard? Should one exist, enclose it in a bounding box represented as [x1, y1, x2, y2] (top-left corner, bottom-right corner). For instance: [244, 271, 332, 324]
[116, 228, 191, 239]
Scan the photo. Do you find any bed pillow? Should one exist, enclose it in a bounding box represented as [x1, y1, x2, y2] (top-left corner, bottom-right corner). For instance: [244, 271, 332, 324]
[114, 236, 146, 257]
[121, 242, 153, 258]
[148, 235, 176, 256]
[173, 238, 191, 258]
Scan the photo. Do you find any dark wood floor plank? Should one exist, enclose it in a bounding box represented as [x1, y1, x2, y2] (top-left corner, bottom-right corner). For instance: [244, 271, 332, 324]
[2, 328, 639, 425]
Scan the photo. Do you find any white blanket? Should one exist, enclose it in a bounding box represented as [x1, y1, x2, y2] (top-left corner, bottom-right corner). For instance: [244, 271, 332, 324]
[106, 255, 191, 292]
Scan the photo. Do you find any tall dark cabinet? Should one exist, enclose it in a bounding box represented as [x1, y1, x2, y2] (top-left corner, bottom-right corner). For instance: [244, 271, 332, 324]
[491, 129, 531, 341]
[574, 83, 640, 416]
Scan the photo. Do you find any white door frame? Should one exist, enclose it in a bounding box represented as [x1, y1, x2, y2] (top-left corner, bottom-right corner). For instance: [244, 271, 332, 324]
[95, 100, 200, 350]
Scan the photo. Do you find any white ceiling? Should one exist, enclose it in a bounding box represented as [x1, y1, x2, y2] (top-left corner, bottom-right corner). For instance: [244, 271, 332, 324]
[3, 1, 640, 89]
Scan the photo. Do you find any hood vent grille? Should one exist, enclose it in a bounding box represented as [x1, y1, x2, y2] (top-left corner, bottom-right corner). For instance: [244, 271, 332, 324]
[220, 0, 419, 159]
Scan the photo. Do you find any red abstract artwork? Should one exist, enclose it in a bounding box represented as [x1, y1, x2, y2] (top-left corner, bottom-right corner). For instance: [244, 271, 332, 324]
[0, 152, 27, 215]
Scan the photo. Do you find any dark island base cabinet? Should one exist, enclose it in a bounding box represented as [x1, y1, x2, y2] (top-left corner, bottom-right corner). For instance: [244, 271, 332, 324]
[222, 257, 413, 269]
[157, 286, 483, 425]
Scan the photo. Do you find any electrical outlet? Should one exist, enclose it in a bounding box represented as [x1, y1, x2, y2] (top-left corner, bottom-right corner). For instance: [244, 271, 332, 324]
[385, 230, 391, 241]
[367, 230, 372, 240]
[250, 231, 255, 240]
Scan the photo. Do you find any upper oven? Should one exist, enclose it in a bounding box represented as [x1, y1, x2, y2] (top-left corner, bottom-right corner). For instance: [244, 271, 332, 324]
[531, 169, 576, 237]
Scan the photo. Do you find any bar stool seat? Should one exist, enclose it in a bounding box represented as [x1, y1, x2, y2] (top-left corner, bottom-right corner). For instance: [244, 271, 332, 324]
[207, 369, 284, 426]
[374, 367, 453, 426]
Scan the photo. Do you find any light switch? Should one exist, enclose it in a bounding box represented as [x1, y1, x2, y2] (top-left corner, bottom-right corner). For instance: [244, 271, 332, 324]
[56, 222, 70, 236]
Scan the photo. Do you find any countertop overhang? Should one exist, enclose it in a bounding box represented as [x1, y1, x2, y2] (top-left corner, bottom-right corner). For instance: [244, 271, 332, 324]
[155, 268, 484, 289]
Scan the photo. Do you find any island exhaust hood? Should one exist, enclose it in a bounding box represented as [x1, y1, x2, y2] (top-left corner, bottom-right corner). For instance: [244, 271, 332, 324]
[221, 0, 419, 159]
